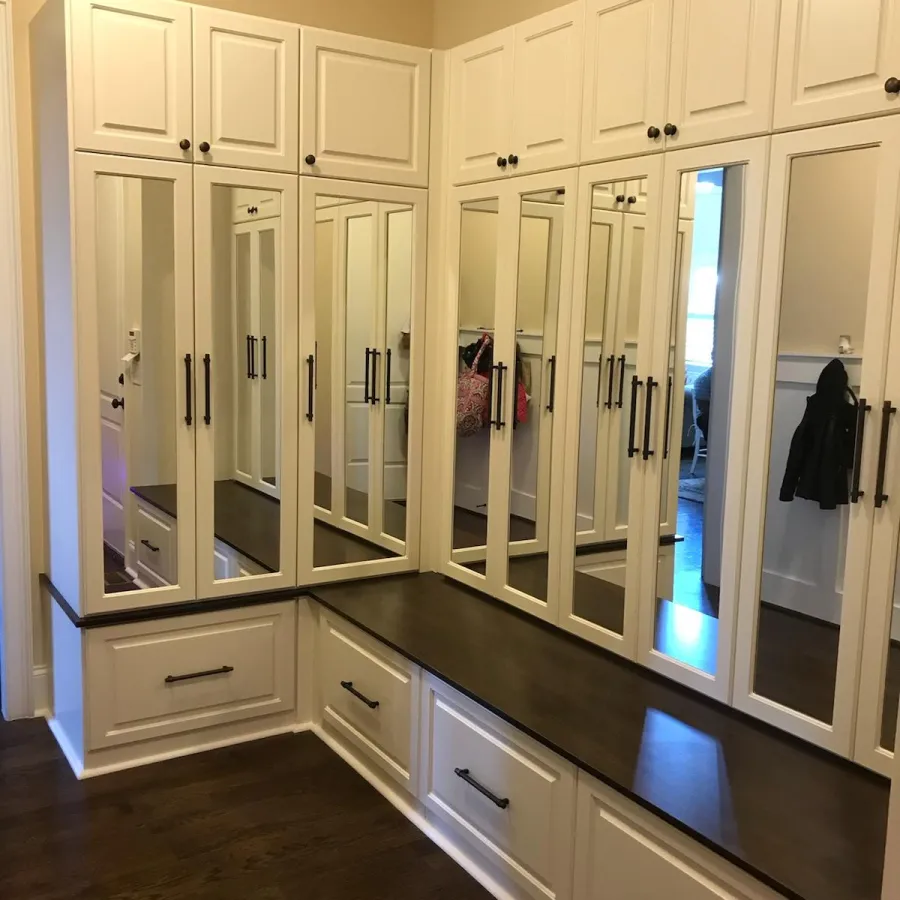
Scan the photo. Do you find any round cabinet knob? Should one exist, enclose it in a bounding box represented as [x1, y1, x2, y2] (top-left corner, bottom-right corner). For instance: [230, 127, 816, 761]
[305, 154, 317, 165]
[111, 397, 124, 409]
[179, 138, 191, 150]
[508, 153, 519, 165]
[886, 77, 900, 94]
[199, 141, 210, 153]
[647, 125, 661, 139]
[615, 194, 625, 203]
[497, 156, 508, 168]
[627, 196, 637, 204]
[664, 123, 678, 137]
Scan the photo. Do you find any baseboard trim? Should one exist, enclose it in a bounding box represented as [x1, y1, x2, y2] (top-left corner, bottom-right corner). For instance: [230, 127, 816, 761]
[33, 664, 49, 716]
[47, 717, 85, 777]
[311, 724, 517, 900]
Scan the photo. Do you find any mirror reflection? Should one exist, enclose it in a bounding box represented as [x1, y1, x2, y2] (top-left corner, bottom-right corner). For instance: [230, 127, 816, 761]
[652, 167, 743, 676]
[211, 186, 282, 581]
[570, 178, 651, 634]
[313, 195, 412, 568]
[755, 147, 877, 722]
[98, 174, 177, 594]
[503, 189, 566, 603]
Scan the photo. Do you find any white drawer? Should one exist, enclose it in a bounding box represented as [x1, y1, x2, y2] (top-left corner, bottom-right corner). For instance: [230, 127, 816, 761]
[85, 602, 296, 750]
[318, 610, 419, 794]
[214, 539, 269, 580]
[420, 675, 576, 900]
[135, 501, 176, 585]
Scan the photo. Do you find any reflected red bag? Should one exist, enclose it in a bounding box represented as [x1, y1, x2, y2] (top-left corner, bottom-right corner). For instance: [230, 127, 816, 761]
[456, 336, 492, 437]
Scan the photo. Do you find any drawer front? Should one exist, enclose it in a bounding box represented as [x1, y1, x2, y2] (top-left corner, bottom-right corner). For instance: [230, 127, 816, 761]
[86, 602, 296, 749]
[421, 676, 576, 900]
[319, 611, 418, 792]
[135, 503, 176, 584]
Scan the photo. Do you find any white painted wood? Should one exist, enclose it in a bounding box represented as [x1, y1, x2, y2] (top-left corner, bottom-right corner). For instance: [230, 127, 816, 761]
[194, 165, 298, 598]
[885, 738, 900, 894]
[774, 0, 900, 130]
[420, 674, 577, 900]
[135, 501, 176, 584]
[636, 138, 769, 703]
[734, 120, 900, 753]
[665, 0, 778, 149]
[574, 771, 785, 900]
[449, 28, 516, 185]
[192, 7, 299, 173]
[70, 0, 192, 161]
[580, 0, 671, 163]
[74, 153, 196, 613]
[319, 610, 420, 794]
[510, 3, 584, 176]
[85, 601, 296, 750]
[0, 0, 35, 718]
[301, 29, 431, 187]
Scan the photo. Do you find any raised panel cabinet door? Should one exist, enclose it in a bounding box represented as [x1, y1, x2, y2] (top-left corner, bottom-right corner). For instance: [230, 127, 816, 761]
[301, 29, 431, 187]
[666, 0, 778, 147]
[510, 2, 584, 176]
[448, 28, 516, 185]
[70, 0, 192, 161]
[192, 8, 299, 172]
[580, 0, 671, 164]
[774, 0, 900, 129]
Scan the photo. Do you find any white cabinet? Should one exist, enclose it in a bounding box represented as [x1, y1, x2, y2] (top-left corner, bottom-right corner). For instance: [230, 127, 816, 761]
[300, 29, 431, 187]
[69, 0, 192, 161]
[192, 7, 299, 172]
[449, 3, 583, 184]
[774, 0, 900, 129]
[580, 0, 671, 163]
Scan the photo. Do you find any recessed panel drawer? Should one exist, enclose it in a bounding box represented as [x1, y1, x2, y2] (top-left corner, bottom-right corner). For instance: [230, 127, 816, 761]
[319, 610, 419, 794]
[421, 675, 576, 900]
[86, 602, 296, 750]
[135, 501, 176, 585]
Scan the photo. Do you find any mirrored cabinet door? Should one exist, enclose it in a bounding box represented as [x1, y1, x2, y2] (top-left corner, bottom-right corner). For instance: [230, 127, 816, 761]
[735, 119, 900, 753]
[194, 168, 299, 597]
[75, 154, 195, 609]
[558, 158, 663, 655]
[299, 180, 426, 583]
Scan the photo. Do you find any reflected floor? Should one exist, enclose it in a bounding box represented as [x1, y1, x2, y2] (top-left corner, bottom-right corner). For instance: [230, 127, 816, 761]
[451, 506, 537, 550]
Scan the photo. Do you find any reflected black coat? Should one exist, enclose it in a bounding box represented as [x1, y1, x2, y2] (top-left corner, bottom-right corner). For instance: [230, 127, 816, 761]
[779, 358, 857, 510]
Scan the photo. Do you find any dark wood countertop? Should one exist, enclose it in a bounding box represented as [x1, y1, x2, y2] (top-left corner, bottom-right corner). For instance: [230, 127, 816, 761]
[310, 572, 889, 900]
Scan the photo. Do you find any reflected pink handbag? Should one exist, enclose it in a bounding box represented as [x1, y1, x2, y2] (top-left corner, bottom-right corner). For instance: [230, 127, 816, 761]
[456, 336, 492, 437]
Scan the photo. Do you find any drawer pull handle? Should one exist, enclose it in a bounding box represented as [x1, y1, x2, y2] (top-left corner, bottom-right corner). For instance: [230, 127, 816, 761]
[140, 538, 160, 553]
[165, 665, 234, 684]
[454, 768, 510, 809]
[340, 680, 379, 709]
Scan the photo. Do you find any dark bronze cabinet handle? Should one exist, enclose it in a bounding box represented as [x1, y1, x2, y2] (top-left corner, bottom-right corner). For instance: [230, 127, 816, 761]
[627, 196, 637, 204]
[203, 354, 211, 425]
[111, 397, 124, 409]
[305, 154, 316, 165]
[251, 336, 258, 379]
[306, 355, 315, 421]
[664, 123, 678, 136]
[246, 334, 252, 379]
[876, 400, 896, 508]
[370, 350, 380, 405]
[546, 355, 557, 413]
[603, 354, 614, 409]
[165, 665, 234, 684]
[140, 538, 159, 552]
[663, 375, 673, 459]
[199, 141, 210, 153]
[261, 336, 267, 380]
[647, 125, 661, 139]
[615, 194, 625, 203]
[508, 153, 519, 165]
[454, 768, 509, 809]
[642, 376, 657, 460]
[497, 156, 508, 168]
[628, 375, 642, 458]
[851, 399, 871, 502]
[364, 348, 371, 403]
[340, 680, 379, 709]
[179, 138, 191, 150]
[617, 354, 626, 408]
[385, 348, 393, 404]
[184, 353, 192, 426]
[490, 362, 507, 430]
[886, 77, 900, 94]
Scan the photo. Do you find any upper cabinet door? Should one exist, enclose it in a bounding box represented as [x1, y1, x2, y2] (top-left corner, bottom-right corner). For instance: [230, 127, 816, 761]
[774, 0, 900, 129]
[449, 28, 516, 185]
[70, 0, 192, 161]
[580, 0, 671, 164]
[509, 3, 584, 176]
[665, 0, 778, 147]
[300, 29, 431, 187]
[192, 8, 299, 172]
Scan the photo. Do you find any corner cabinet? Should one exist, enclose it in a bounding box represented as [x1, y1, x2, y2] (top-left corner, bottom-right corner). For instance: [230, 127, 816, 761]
[300, 29, 432, 187]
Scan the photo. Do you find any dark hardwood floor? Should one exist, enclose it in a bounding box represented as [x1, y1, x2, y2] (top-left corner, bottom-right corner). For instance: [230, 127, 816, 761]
[0, 720, 491, 900]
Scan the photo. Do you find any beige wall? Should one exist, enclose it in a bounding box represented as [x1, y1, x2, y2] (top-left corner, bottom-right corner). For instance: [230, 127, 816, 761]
[432, 0, 569, 48]
[779, 147, 878, 356]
